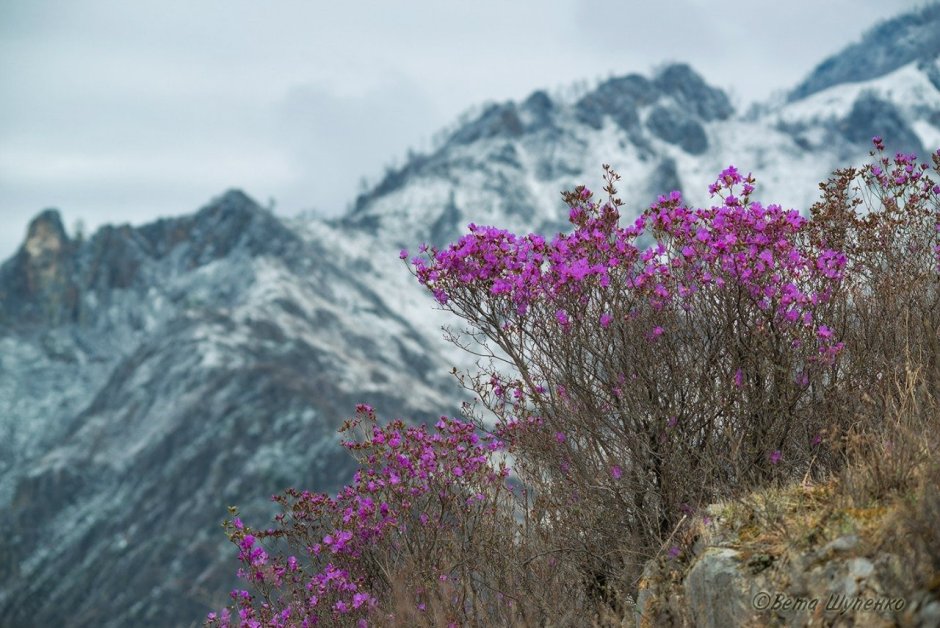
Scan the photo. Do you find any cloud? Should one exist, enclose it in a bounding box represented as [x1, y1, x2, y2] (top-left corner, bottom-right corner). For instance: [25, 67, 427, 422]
[0, 0, 928, 261]
[271, 77, 442, 215]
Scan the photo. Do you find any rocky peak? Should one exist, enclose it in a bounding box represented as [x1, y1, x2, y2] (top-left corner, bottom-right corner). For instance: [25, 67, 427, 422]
[130, 188, 299, 271]
[574, 65, 733, 134]
[447, 102, 525, 146]
[839, 91, 925, 156]
[197, 188, 263, 221]
[0, 209, 78, 328]
[185, 188, 299, 261]
[575, 73, 652, 131]
[23, 209, 69, 261]
[521, 89, 554, 117]
[789, 3, 940, 102]
[652, 63, 734, 121]
[0, 190, 303, 330]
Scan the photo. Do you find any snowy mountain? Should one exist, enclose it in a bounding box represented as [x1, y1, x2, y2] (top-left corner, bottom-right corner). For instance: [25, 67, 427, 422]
[327, 8, 939, 343]
[789, 3, 940, 101]
[0, 192, 459, 626]
[1, 4, 938, 626]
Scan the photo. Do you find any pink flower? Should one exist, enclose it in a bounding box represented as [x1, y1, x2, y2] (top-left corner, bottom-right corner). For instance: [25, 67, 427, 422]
[599, 312, 613, 328]
[769, 450, 782, 465]
[555, 432, 566, 444]
[610, 465, 622, 480]
[734, 368, 744, 388]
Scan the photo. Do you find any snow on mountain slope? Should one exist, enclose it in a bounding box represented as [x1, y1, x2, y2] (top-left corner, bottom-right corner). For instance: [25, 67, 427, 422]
[0, 192, 461, 626]
[789, 3, 940, 101]
[330, 55, 939, 352]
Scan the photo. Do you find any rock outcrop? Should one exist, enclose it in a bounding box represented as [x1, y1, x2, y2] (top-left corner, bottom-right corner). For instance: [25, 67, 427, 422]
[636, 482, 940, 627]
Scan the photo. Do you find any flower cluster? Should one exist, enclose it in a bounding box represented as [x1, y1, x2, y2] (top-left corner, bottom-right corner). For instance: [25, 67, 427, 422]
[410, 181, 640, 316]
[862, 140, 940, 270]
[644, 166, 847, 360]
[208, 407, 509, 626]
[413, 165, 848, 362]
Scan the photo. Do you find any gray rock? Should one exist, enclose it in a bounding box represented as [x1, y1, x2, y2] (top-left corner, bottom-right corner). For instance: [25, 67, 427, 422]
[683, 548, 752, 628]
[921, 600, 940, 627]
[822, 534, 860, 555]
[646, 106, 710, 155]
[653, 64, 734, 122]
[848, 557, 875, 580]
[838, 91, 924, 156]
[646, 157, 683, 205]
[574, 76, 646, 132]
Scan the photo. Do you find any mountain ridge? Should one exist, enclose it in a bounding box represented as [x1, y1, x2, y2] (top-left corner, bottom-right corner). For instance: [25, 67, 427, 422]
[0, 188, 459, 626]
[789, 3, 940, 102]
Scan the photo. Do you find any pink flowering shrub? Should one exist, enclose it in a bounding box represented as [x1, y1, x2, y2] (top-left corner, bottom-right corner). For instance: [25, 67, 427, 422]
[209, 141, 939, 625]
[810, 142, 940, 417]
[208, 406, 585, 626]
[409, 142, 939, 603]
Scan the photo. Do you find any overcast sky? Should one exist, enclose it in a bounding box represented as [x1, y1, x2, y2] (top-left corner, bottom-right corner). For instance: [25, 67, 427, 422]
[0, 0, 927, 261]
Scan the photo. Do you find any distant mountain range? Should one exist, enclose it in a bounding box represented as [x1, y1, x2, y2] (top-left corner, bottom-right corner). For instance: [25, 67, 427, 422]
[1, 4, 938, 625]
